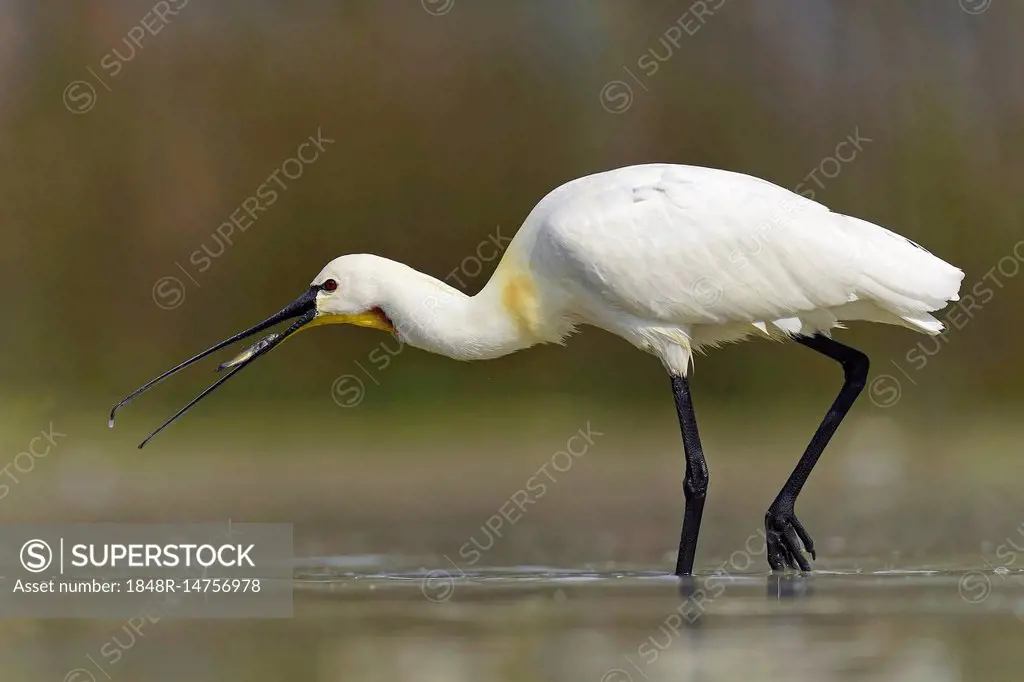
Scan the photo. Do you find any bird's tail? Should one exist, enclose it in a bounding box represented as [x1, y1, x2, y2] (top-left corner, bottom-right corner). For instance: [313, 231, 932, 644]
[842, 215, 964, 335]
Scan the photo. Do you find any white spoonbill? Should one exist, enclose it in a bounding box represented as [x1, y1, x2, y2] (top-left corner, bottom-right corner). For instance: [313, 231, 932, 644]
[110, 163, 964, 574]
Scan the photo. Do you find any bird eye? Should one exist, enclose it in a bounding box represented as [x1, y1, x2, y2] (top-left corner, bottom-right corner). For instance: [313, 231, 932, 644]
[322, 279, 338, 292]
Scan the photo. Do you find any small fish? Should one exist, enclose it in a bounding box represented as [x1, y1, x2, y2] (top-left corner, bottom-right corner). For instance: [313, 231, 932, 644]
[217, 332, 281, 372]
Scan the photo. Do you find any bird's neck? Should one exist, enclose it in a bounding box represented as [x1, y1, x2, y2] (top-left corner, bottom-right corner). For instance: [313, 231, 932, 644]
[383, 262, 545, 361]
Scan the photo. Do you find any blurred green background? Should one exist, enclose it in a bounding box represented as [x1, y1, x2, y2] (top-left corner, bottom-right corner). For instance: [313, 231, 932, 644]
[1, 1, 1023, 680]
[5, 0, 1020, 415]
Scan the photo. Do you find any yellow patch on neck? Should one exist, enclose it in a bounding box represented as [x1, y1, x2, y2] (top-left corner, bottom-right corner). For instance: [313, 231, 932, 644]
[501, 271, 542, 335]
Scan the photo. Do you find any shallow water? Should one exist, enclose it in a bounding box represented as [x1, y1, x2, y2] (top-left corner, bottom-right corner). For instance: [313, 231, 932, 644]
[7, 415, 1024, 680]
[8, 559, 1024, 682]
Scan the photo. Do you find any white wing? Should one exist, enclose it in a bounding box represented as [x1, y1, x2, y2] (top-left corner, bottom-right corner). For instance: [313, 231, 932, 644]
[523, 164, 962, 337]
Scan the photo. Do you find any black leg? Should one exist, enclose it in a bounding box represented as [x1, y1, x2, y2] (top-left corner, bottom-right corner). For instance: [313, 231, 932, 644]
[765, 334, 869, 571]
[671, 374, 709, 576]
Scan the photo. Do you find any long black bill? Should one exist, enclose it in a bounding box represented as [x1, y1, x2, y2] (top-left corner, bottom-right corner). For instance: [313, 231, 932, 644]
[110, 286, 319, 448]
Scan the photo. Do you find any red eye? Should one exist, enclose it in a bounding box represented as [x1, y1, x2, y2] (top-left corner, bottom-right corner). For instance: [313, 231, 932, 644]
[322, 279, 338, 292]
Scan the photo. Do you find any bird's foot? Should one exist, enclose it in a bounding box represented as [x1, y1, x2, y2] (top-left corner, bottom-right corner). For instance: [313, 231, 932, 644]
[764, 504, 816, 572]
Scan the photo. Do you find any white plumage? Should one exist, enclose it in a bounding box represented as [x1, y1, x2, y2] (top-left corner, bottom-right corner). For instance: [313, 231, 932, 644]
[313, 163, 963, 375]
[112, 162, 966, 573]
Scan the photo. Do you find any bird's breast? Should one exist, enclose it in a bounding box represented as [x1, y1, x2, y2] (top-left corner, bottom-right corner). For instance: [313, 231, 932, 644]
[501, 270, 542, 335]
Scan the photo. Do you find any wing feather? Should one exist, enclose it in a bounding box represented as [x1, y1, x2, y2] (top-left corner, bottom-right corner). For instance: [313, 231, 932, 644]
[532, 165, 868, 327]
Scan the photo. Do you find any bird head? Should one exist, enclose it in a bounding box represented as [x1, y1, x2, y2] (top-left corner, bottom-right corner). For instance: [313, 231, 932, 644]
[109, 254, 398, 447]
[302, 254, 396, 335]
